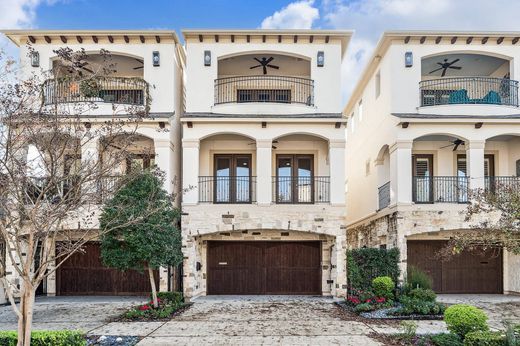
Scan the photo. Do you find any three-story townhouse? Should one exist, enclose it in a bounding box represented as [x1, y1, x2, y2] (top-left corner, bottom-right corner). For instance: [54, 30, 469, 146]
[1, 30, 185, 299]
[345, 31, 520, 295]
[181, 30, 351, 298]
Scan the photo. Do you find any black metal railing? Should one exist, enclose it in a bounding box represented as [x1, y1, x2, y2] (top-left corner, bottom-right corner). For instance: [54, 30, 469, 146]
[272, 176, 329, 204]
[413, 176, 469, 203]
[24, 176, 80, 204]
[420, 77, 519, 107]
[378, 181, 391, 210]
[198, 176, 256, 204]
[214, 75, 314, 106]
[43, 77, 148, 106]
[485, 176, 520, 194]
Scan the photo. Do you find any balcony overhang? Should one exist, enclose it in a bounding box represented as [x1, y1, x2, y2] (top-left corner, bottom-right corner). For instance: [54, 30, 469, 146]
[393, 112, 520, 122]
[181, 112, 345, 123]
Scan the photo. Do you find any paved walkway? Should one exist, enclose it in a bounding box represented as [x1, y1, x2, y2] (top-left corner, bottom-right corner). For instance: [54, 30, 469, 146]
[1, 294, 520, 345]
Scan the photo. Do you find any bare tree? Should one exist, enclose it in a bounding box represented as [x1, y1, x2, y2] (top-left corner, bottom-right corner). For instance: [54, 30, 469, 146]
[440, 184, 520, 258]
[0, 47, 158, 345]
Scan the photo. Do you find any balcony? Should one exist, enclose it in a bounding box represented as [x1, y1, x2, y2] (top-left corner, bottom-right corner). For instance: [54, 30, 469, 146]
[378, 181, 390, 210]
[420, 77, 519, 107]
[412, 176, 469, 204]
[272, 176, 330, 204]
[198, 176, 256, 204]
[43, 77, 148, 107]
[214, 75, 314, 106]
[485, 176, 520, 194]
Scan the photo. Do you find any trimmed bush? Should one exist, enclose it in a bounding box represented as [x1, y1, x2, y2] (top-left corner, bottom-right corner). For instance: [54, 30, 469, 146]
[463, 330, 505, 346]
[154, 291, 184, 305]
[406, 265, 433, 291]
[0, 330, 85, 346]
[372, 276, 395, 300]
[354, 302, 375, 313]
[408, 287, 436, 302]
[397, 296, 445, 316]
[444, 305, 489, 338]
[347, 248, 400, 292]
[430, 333, 463, 346]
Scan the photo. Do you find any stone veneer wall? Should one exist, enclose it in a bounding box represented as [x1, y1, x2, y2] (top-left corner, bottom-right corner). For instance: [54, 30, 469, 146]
[181, 204, 347, 299]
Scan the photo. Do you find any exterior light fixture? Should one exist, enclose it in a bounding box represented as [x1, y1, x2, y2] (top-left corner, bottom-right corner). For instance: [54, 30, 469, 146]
[405, 51, 413, 67]
[31, 51, 40, 67]
[152, 51, 160, 66]
[204, 50, 211, 66]
[317, 51, 325, 67]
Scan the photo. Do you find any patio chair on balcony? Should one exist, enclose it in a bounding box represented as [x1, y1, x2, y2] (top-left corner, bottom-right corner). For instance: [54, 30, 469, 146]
[480, 91, 501, 105]
[448, 89, 470, 104]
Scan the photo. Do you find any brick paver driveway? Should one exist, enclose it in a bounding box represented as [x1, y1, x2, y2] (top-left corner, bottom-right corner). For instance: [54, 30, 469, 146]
[135, 296, 382, 345]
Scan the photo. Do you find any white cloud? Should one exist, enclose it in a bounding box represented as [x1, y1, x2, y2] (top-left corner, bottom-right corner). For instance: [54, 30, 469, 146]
[261, 0, 319, 29]
[324, 0, 520, 102]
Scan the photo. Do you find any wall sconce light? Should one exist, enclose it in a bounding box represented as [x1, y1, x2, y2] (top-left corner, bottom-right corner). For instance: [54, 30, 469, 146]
[196, 262, 202, 271]
[152, 51, 160, 66]
[31, 51, 39, 67]
[405, 51, 413, 67]
[317, 51, 325, 67]
[159, 121, 165, 129]
[204, 50, 211, 66]
[84, 122, 92, 130]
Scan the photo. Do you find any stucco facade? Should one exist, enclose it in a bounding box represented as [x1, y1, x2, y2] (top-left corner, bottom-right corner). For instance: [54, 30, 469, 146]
[345, 31, 520, 294]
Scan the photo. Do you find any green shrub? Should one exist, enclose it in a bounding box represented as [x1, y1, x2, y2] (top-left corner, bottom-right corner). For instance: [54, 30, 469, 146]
[154, 291, 184, 305]
[463, 331, 505, 346]
[0, 330, 85, 346]
[397, 296, 445, 316]
[354, 302, 375, 313]
[347, 248, 400, 292]
[372, 276, 395, 300]
[407, 287, 437, 302]
[430, 333, 463, 346]
[444, 305, 489, 338]
[405, 265, 433, 291]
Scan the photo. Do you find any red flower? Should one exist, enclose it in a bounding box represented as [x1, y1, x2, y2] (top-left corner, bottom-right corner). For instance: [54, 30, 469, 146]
[365, 299, 372, 303]
[376, 297, 386, 303]
[139, 304, 151, 311]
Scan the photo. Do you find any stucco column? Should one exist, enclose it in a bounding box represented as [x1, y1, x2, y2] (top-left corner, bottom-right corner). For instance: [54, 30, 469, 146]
[182, 139, 200, 205]
[154, 138, 173, 194]
[329, 140, 346, 205]
[334, 233, 347, 297]
[466, 140, 486, 190]
[256, 139, 272, 206]
[389, 140, 413, 205]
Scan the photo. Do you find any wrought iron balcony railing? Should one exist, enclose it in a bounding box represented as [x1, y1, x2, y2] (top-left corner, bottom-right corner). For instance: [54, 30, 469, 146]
[214, 75, 314, 106]
[43, 77, 148, 106]
[413, 176, 469, 203]
[378, 181, 391, 210]
[420, 77, 519, 107]
[272, 176, 330, 204]
[485, 176, 520, 194]
[198, 176, 256, 204]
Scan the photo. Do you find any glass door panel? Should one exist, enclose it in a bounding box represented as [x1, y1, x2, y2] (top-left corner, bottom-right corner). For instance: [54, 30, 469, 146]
[235, 156, 251, 203]
[296, 157, 313, 203]
[215, 156, 231, 203]
[276, 157, 292, 203]
[413, 155, 433, 203]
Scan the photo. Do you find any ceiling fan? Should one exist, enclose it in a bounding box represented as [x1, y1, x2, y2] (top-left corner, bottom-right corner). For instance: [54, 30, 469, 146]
[429, 58, 462, 77]
[440, 139, 465, 151]
[250, 57, 279, 75]
[133, 58, 144, 70]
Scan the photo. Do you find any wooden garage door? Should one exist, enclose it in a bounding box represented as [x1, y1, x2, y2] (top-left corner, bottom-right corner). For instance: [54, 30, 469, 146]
[207, 241, 322, 295]
[407, 240, 503, 294]
[56, 243, 159, 295]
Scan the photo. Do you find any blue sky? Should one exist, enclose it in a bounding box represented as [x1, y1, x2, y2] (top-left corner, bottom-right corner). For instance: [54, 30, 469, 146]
[2, 0, 520, 99]
[33, 1, 301, 33]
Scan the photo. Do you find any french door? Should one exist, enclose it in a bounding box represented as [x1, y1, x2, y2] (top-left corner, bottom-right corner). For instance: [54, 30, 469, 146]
[412, 154, 433, 203]
[214, 154, 252, 203]
[276, 155, 314, 204]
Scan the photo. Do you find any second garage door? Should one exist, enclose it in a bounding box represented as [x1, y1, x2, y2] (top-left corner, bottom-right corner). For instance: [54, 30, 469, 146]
[407, 240, 503, 294]
[207, 241, 322, 295]
[56, 242, 159, 295]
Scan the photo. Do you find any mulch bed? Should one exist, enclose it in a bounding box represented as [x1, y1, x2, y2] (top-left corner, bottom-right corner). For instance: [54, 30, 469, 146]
[112, 302, 193, 322]
[87, 335, 142, 346]
[335, 301, 443, 321]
